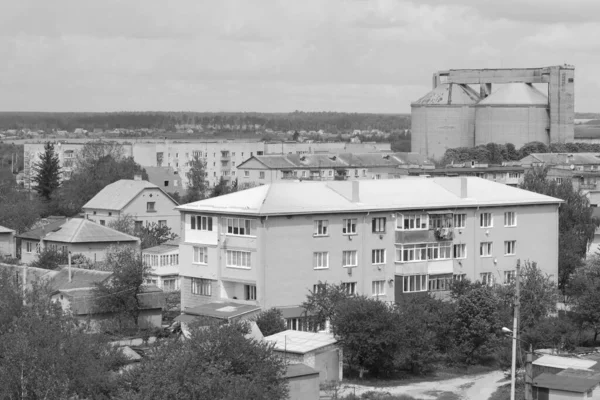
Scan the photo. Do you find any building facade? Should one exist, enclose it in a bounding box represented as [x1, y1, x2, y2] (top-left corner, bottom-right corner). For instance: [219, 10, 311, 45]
[142, 241, 180, 291]
[176, 178, 560, 317]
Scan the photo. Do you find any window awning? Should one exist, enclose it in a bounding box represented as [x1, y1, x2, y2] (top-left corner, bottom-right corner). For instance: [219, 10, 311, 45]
[428, 210, 454, 215]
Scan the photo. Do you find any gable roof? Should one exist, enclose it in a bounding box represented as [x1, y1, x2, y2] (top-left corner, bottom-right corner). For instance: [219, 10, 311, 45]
[42, 218, 140, 244]
[264, 330, 337, 354]
[82, 179, 178, 211]
[16, 217, 68, 240]
[49, 266, 112, 292]
[533, 354, 598, 370]
[0, 225, 15, 234]
[521, 153, 600, 165]
[177, 177, 562, 217]
[533, 372, 599, 393]
[145, 167, 182, 189]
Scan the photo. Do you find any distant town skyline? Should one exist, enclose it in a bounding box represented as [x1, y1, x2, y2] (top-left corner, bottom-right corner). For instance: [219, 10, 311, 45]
[2, 0, 600, 113]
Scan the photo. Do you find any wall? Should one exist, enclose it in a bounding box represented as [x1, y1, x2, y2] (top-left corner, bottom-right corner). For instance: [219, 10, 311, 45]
[475, 106, 549, 148]
[286, 375, 320, 400]
[0, 232, 15, 257]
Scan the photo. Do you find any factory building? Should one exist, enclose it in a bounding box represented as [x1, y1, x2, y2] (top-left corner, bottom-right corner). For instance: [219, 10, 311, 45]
[412, 65, 575, 160]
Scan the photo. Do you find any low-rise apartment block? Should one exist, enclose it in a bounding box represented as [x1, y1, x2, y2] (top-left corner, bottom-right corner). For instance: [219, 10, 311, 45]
[176, 178, 560, 321]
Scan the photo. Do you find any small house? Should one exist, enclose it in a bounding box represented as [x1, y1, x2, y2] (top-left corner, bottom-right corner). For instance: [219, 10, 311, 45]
[533, 372, 600, 400]
[175, 301, 261, 327]
[0, 225, 15, 257]
[533, 354, 598, 378]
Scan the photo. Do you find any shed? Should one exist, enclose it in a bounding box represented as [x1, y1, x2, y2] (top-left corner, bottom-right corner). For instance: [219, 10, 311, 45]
[286, 364, 320, 400]
[533, 372, 600, 399]
[264, 330, 342, 383]
[533, 355, 598, 378]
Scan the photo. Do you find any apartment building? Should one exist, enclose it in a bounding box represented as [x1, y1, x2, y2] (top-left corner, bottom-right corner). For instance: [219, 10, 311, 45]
[176, 178, 560, 318]
[406, 163, 525, 187]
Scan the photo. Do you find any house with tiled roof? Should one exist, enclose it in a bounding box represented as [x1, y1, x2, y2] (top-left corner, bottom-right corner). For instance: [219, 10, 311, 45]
[16, 218, 140, 265]
[0, 224, 15, 257]
[82, 177, 180, 234]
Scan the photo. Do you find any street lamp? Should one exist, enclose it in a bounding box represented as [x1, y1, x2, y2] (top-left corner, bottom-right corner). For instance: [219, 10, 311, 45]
[502, 327, 534, 400]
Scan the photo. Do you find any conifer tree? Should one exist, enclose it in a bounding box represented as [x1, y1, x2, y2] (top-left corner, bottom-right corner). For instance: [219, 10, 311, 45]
[32, 142, 61, 200]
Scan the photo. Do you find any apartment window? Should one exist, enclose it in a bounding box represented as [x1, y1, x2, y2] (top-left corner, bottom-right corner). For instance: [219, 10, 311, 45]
[313, 252, 329, 269]
[429, 274, 452, 291]
[193, 246, 208, 264]
[372, 280, 386, 296]
[480, 272, 493, 286]
[245, 284, 257, 301]
[163, 279, 176, 292]
[504, 212, 516, 227]
[226, 250, 251, 268]
[158, 220, 167, 228]
[454, 214, 466, 228]
[480, 213, 493, 228]
[244, 171, 250, 177]
[328, 170, 333, 177]
[342, 218, 357, 235]
[100, 220, 105, 226]
[504, 240, 516, 256]
[191, 278, 211, 296]
[232, 161, 236, 167]
[453, 273, 466, 281]
[259, 171, 265, 179]
[480, 242, 493, 257]
[372, 249, 386, 264]
[147, 202, 156, 212]
[372, 217, 386, 233]
[362, 169, 367, 177]
[302, 171, 307, 178]
[26, 241, 33, 253]
[504, 270, 516, 284]
[342, 282, 356, 295]
[313, 283, 326, 294]
[453, 243, 467, 259]
[397, 214, 428, 230]
[509, 173, 520, 179]
[403, 275, 427, 293]
[342, 250, 358, 267]
[314, 220, 328, 236]
[226, 218, 252, 236]
[395, 242, 452, 263]
[191, 215, 213, 231]
[134, 221, 143, 231]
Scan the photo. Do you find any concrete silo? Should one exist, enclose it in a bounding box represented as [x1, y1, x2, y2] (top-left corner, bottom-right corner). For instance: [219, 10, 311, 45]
[474, 83, 549, 147]
[411, 83, 480, 160]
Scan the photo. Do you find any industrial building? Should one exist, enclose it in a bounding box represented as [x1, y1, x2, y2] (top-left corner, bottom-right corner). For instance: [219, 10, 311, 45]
[412, 65, 575, 160]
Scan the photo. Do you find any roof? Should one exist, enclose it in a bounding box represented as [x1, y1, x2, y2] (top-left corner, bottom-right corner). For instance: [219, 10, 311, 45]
[264, 330, 337, 354]
[177, 177, 562, 217]
[82, 179, 167, 211]
[49, 267, 112, 292]
[522, 153, 600, 166]
[533, 354, 598, 370]
[477, 83, 548, 106]
[412, 83, 480, 106]
[0, 225, 15, 234]
[42, 218, 140, 244]
[63, 284, 164, 315]
[278, 306, 308, 319]
[533, 372, 599, 393]
[0, 264, 59, 288]
[286, 364, 320, 379]
[182, 301, 261, 321]
[16, 217, 68, 240]
[145, 166, 182, 189]
[409, 166, 525, 175]
[142, 243, 179, 255]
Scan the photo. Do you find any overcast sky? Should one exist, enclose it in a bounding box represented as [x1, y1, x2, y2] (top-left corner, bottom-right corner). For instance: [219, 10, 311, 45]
[1, 0, 598, 113]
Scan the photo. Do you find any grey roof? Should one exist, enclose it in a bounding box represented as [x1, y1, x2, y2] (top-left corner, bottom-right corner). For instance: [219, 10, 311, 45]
[533, 355, 597, 370]
[49, 266, 112, 292]
[145, 167, 182, 188]
[286, 364, 320, 379]
[142, 243, 179, 255]
[63, 284, 165, 315]
[477, 83, 548, 106]
[0, 225, 15, 234]
[182, 301, 261, 321]
[265, 330, 337, 354]
[82, 179, 161, 211]
[0, 264, 59, 288]
[533, 372, 599, 393]
[42, 218, 140, 244]
[522, 153, 600, 165]
[412, 83, 481, 106]
[16, 217, 68, 240]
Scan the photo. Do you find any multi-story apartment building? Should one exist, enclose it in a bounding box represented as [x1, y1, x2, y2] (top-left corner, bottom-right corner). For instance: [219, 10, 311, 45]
[23, 140, 390, 189]
[176, 178, 560, 319]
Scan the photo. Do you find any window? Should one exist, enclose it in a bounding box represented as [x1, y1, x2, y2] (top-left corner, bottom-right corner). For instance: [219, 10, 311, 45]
[191, 215, 213, 231]
[508, 173, 520, 179]
[504, 270, 516, 284]
[453, 273, 466, 281]
[395, 242, 452, 263]
[504, 240, 516, 256]
[453, 243, 466, 259]
[454, 214, 466, 228]
[244, 171, 250, 177]
[342, 282, 356, 295]
[328, 170, 333, 177]
[372, 249, 386, 264]
[504, 212, 516, 227]
[35, 243, 41, 253]
[100, 220, 105, 226]
[403, 275, 427, 293]
[226, 250, 251, 268]
[429, 274, 452, 291]
[108, 212, 112, 216]
[147, 202, 156, 212]
[480, 272, 493, 286]
[397, 214, 428, 230]
[429, 214, 453, 229]
[193, 246, 208, 264]
[314, 220, 328, 236]
[362, 169, 367, 177]
[191, 278, 211, 296]
[372, 217, 386, 233]
[158, 220, 167, 228]
[342, 218, 357, 235]
[93, 211, 97, 215]
[163, 279, 176, 291]
[314, 252, 329, 269]
[372, 280, 386, 296]
[164, 180, 169, 187]
[134, 221, 143, 231]
[259, 171, 265, 179]
[245, 284, 257, 300]
[26, 241, 33, 253]
[313, 283, 326, 294]
[342, 250, 358, 267]
[480, 242, 493, 257]
[226, 218, 252, 236]
[480, 213, 493, 227]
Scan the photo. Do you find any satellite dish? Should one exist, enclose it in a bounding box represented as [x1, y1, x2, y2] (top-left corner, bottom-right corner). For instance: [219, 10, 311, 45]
[570, 164, 575, 170]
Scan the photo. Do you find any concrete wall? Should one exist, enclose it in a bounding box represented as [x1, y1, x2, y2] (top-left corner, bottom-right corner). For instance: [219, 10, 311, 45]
[274, 344, 341, 383]
[475, 106, 550, 148]
[286, 375, 320, 400]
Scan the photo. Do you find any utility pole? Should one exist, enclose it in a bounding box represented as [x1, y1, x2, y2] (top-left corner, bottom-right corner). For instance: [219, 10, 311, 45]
[526, 342, 533, 400]
[510, 259, 521, 400]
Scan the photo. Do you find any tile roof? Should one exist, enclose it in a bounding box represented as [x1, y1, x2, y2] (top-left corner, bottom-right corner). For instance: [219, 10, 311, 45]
[177, 177, 562, 216]
[49, 266, 112, 292]
[0, 225, 15, 234]
[182, 301, 261, 321]
[523, 153, 600, 165]
[82, 179, 160, 211]
[42, 218, 140, 244]
[16, 217, 68, 240]
[533, 372, 599, 393]
[264, 330, 337, 354]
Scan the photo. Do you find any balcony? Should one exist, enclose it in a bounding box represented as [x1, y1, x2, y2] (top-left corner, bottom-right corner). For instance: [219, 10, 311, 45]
[434, 227, 453, 241]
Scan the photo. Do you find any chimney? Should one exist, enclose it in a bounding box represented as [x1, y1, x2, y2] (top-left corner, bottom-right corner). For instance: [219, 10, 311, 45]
[352, 180, 360, 203]
[460, 177, 468, 198]
[134, 174, 142, 181]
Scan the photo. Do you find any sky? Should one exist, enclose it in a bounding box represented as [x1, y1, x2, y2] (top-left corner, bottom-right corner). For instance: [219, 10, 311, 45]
[1, 0, 599, 113]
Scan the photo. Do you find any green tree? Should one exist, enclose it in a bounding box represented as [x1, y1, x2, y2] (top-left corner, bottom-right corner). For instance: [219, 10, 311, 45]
[210, 177, 238, 198]
[32, 141, 61, 200]
[116, 321, 288, 400]
[0, 183, 43, 233]
[29, 247, 68, 270]
[108, 215, 178, 249]
[567, 255, 600, 342]
[184, 154, 208, 203]
[254, 308, 286, 337]
[302, 281, 352, 332]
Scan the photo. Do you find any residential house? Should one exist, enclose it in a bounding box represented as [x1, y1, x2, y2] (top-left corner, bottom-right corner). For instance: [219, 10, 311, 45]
[175, 301, 261, 326]
[144, 166, 183, 192]
[175, 178, 560, 328]
[16, 218, 140, 265]
[533, 371, 600, 400]
[520, 153, 600, 192]
[82, 177, 180, 232]
[0, 225, 15, 257]
[142, 240, 180, 291]
[533, 355, 598, 378]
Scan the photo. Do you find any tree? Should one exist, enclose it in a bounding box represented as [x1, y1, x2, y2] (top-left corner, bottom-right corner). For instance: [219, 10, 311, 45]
[108, 215, 178, 249]
[29, 247, 68, 270]
[32, 141, 61, 200]
[567, 255, 600, 342]
[184, 154, 208, 203]
[0, 183, 43, 233]
[302, 281, 352, 331]
[292, 130, 300, 141]
[93, 246, 151, 330]
[254, 308, 286, 337]
[210, 177, 238, 198]
[116, 321, 288, 400]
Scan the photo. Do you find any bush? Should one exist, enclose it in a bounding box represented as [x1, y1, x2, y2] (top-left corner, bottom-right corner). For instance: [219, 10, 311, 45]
[254, 308, 286, 337]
